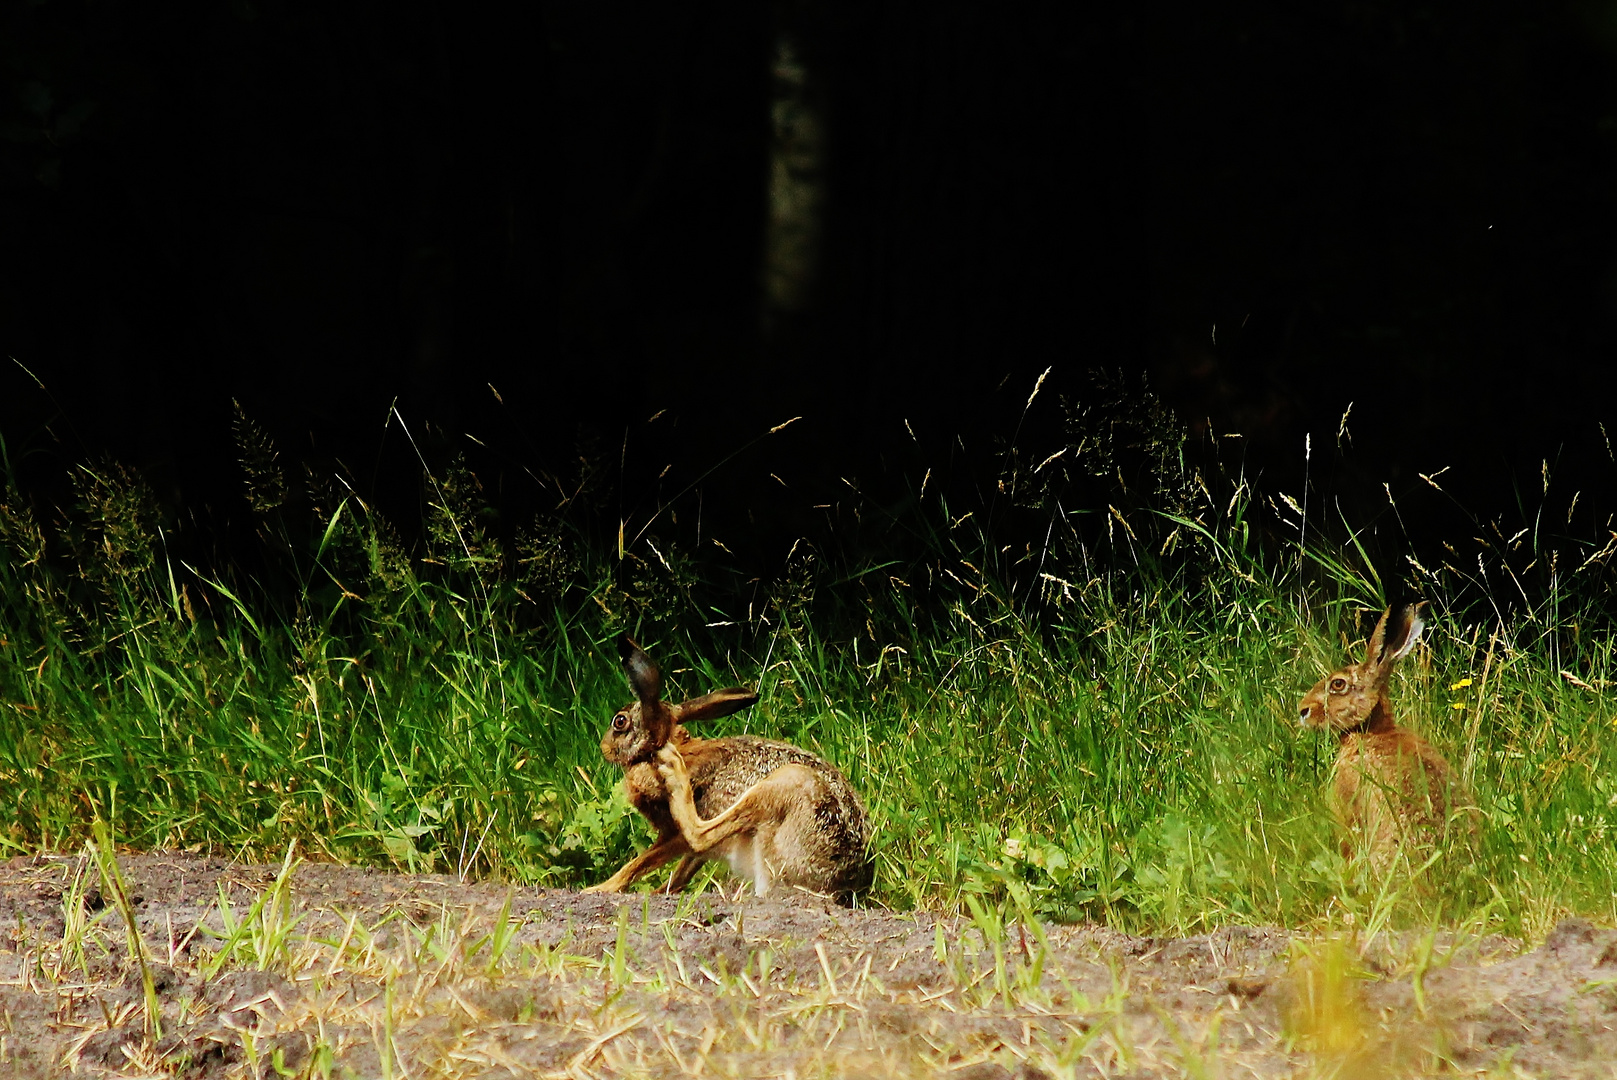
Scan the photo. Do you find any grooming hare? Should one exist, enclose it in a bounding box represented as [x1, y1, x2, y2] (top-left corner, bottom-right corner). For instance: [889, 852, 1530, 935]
[584, 638, 873, 903]
[1298, 604, 1471, 867]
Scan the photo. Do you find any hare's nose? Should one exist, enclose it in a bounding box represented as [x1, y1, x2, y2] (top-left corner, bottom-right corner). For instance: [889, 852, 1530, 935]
[1298, 705, 1312, 723]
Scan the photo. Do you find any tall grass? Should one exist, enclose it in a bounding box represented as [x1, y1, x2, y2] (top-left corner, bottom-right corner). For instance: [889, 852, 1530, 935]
[1, 384, 1614, 938]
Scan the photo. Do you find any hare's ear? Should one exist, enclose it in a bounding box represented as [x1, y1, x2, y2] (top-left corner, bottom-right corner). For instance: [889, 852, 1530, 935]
[675, 688, 759, 724]
[1370, 603, 1425, 672]
[618, 635, 662, 707]
[1385, 602, 1426, 662]
[1362, 607, 1393, 667]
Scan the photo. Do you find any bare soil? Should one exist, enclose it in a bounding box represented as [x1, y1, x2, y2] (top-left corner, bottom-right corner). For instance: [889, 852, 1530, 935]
[0, 852, 1611, 1077]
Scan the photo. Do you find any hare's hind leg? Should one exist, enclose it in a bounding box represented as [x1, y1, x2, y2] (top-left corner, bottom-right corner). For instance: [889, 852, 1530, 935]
[655, 745, 809, 857]
[585, 833, 690, 894]
[663, 854, 706, 894]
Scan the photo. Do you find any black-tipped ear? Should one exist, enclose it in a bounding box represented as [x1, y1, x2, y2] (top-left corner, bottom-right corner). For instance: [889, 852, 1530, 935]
[1369, 602, 1425, 671]
[674, 688, 759, 723]
[1384, 602, 1426, 664]
[619, 635, 662, 706]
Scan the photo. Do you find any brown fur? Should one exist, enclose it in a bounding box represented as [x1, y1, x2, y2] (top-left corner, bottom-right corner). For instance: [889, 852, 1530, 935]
[1298, 604, 1472, 868]
[584, 638, 873, 903]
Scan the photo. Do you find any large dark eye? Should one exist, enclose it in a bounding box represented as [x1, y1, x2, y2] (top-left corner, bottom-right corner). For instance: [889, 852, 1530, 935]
[1329, 677, 1347, 693]
[611, 712, 630, 733]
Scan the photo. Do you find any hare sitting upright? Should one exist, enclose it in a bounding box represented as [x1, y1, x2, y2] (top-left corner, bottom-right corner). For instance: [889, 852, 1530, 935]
[1298, 603, 1470, 869]
[584, 637, 873, 903]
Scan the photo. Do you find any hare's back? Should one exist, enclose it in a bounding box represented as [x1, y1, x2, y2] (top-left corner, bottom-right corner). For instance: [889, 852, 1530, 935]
[689, 736, 866, 829]
[1336, 730, 1458, 820]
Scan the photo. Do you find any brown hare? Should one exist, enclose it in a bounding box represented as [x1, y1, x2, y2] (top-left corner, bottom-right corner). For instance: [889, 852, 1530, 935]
[1298, 603, 1470, 869]
[583, 637, 873, 903]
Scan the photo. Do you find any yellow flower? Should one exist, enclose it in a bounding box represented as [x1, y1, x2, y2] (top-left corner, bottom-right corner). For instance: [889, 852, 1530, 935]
[1450, 702, 1466, 710]
[1449, 678, 1473, 691]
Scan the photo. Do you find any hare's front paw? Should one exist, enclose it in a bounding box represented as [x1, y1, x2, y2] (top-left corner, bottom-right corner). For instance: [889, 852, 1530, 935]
[656, 743, 689, 787]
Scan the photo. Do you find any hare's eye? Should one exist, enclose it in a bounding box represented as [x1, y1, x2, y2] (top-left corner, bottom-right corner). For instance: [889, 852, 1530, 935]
[1329, 677, 1347, 693]
[611, 712, 630, 733]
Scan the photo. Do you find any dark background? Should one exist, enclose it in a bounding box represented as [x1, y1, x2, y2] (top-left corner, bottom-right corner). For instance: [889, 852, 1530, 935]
[4, 0, 1616, 558]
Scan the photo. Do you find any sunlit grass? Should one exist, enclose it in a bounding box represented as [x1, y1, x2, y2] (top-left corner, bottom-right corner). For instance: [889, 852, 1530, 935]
[1, 400, 1615, 941]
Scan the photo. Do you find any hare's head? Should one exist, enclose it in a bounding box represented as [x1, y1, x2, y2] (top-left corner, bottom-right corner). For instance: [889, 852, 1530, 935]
[600, 636, 759, 767]
[1298, 604, 1425, 735]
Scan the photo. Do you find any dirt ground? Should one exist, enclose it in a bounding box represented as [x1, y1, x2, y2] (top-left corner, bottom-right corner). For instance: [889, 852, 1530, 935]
[0, 853, 1611, 1078]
